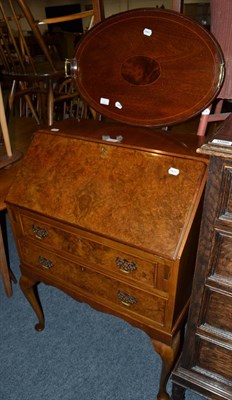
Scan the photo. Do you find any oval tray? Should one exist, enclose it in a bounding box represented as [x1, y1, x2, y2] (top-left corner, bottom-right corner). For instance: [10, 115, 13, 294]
[74, 8, 224, 127]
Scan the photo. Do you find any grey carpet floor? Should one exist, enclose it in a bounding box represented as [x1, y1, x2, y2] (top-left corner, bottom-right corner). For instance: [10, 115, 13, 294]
[0, 216, 206, 400]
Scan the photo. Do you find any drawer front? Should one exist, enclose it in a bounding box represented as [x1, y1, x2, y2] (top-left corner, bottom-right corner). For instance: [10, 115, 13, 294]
[217, 165, 232, 223]
[200, 288, 232, 334]
[19, 240, 167, 326]
[19, 213, 170, 292]
[209, 229, 232, 283]
[196, 338, 232, 382]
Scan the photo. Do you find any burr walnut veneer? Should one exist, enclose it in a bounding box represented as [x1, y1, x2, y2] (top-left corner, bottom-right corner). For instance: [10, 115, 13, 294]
[6, 119, 208, 400]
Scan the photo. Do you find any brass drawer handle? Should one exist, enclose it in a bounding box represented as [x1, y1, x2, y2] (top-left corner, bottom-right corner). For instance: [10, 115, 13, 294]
[115, 257, 137, 274]
[117, 290, 137, 307]
[32, 224, 48, 240]
[38, 256, 53, 269]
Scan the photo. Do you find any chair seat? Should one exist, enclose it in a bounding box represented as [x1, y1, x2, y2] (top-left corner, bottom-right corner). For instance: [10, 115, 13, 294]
[2, 63, 65, 81]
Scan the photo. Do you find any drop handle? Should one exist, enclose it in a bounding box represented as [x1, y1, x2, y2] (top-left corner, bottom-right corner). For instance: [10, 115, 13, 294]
[38, 256, 54, 269]
[117, 290, 137, 307]
[32, 224, 48, 240]
[115, 257, 137, 274]
[65, 58, 78, 78]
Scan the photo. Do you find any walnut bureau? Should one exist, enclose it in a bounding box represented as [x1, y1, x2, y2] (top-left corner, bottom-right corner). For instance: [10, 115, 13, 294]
[5, 8, 224, 400]
[171, 114, 232, 400]
[6, 119, 208, 400]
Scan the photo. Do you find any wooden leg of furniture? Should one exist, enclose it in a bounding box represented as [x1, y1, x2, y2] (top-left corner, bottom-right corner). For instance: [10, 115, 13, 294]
[0, 85, 12, 158]
[171, 0, 183, 12]
[152, 332, 180, 400]
[10, 269, 17, 283]
[38, 82, 47, 124]
[47, 79, 54, 126]
[92, 0, 105, 23]
[171, 383, 186, 400]
[0, 226, 14, 296]
[0, 83, 23, 169]
[0, 209, 17, 296]
[196, 100, 231, 136]
[17, 81, 40, 125]
[23, 94, 40, 125]
[19, 274, 45, 332]
[196, 105, 212, 136]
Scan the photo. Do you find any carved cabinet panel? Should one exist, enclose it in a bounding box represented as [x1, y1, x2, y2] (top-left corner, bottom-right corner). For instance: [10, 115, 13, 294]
[171, 114, 232, 400]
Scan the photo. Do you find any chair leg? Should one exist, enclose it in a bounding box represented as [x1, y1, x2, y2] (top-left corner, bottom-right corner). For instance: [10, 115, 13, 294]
[19, 82, 40, 125]
[197, 100, 231, 136]
[0, 225, 17, 297]
[23, 93, 40, 125]
[0, 84, 12, 157]
[197, 105, 212, 136]
[0, 84, 23, 169]
[214, 99, 223, 113]
[172, 0, 184, 12]
[6, 80, 40, 125]
[47, 80, 54, 126]
[8, 80, 17, 115]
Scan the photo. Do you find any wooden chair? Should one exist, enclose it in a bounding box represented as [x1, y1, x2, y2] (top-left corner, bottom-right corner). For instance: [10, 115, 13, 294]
[196, 0, 232, 136]
[170, 1, 183, 13]
[159, 1, 229, 137]
[0, 0, 103, 126]
[0, 205, 17, 297]
[0, 83, 22, 169]
[0, 81, 21, 296]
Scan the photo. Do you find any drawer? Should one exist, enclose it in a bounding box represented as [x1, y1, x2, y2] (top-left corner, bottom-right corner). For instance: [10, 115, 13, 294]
[196, 338, 232, 382]
[18, 213, 170, 292]
[19, 240, 167, 327]
[217, 165, 232, 223]
[209, 229, 232, 284]
[200, 288, 232, 334]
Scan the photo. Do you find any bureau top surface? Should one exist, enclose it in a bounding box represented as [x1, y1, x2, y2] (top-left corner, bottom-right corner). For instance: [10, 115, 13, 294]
[6, 126, 207, 260]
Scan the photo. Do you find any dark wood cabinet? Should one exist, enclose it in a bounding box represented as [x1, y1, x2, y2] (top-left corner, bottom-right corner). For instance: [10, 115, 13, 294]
[6, 120, 208, 400]
[171, 114, 232, 400]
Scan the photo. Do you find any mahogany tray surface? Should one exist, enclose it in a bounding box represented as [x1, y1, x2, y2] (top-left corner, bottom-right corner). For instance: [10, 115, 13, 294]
[75, 8, 224, 127]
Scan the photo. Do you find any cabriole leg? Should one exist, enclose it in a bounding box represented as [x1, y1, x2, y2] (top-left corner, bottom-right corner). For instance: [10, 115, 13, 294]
[152, 331, 180, 400]
[19, 273, 45, 332]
